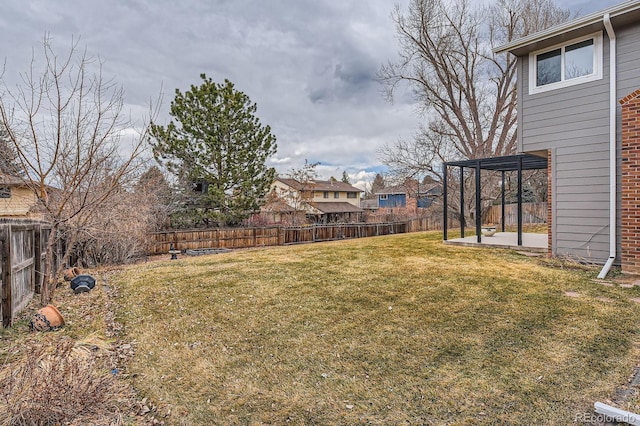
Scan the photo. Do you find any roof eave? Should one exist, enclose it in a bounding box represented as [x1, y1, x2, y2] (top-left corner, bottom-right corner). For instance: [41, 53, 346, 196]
[493, 0, 640, 55]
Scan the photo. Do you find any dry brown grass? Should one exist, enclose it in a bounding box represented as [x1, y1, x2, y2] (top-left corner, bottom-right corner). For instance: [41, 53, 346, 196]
[0, 274, 152, 426]
[111, 231, 640, 425]
[0, 338, 125, 425]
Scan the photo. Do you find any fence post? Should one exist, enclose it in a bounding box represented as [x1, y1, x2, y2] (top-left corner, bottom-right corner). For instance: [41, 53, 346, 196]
[34, 224, 42, 294]
[1, 225, 12, 328]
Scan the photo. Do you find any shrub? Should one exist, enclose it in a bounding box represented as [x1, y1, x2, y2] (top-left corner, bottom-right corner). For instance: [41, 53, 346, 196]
[0, 338, 128, 425]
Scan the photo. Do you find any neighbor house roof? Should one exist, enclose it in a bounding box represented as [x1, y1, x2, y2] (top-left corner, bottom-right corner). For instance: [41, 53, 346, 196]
[375, 184, 408, 196]
[375, 182, 440, 196]
[494, 0, 640, 56]
[275, 177, 361, 193]
[308, 201, 363, 214]
[0, 173, 26, 187]
[360, 199, 379, 210]
[261, 199, 298, 213]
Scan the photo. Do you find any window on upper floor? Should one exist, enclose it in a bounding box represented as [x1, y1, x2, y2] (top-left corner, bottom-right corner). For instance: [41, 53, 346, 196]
[529, 32, 602, 94]
[347, 192, 357, 199]
[380, 194, 388, 200]
[0, 187, 10, 198]
[323, 191, 329, 199]
[334, 192, 339, 199]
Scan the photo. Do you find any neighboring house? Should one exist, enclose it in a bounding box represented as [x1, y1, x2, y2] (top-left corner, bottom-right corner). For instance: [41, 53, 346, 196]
[360, 198, 379, 211]
[0, 174, 39, 218]
[494, 1, 640, 275]
[269, 177, 363, 223]
[376, 182, 441, 209]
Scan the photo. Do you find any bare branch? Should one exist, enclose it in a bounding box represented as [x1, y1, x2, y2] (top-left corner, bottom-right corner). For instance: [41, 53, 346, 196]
[0, 34, 159, 304]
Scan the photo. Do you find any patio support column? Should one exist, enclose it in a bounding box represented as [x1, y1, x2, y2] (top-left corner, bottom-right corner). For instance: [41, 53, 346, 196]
[460, 166, 465, 238]
[501, 171, 506, 232]
[443, 162, 448, 240]
[517, 156, 523, 246]
[476, 160, 481, 243]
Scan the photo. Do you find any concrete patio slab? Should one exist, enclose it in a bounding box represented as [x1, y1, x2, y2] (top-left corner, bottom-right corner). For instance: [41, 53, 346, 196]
[443, 232, 548, 253]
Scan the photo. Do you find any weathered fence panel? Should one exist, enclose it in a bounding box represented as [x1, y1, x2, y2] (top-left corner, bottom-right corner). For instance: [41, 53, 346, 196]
[485, 202, 547, 226]
[0, 229, 7, 327]
[10, 225, 35, 322]
[0, 220, 56, 327]
[149, 222, 414, 255]
[147, 204, 545, 257]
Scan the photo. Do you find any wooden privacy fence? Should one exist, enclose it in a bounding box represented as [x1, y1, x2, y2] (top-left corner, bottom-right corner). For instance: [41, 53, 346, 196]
[147, 203, 546, 256]
[0, 220, 57, 327]
[149, 222, 423, 255]
[485, 202, 547, 226]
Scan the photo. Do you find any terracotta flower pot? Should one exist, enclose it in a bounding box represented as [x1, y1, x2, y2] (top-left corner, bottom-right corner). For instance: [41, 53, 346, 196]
[63, 267, 80, 281]
[30, 304, 65, 331]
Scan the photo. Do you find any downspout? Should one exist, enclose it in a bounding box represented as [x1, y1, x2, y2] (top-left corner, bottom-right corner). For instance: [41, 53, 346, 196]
[598, 13, 617, 279]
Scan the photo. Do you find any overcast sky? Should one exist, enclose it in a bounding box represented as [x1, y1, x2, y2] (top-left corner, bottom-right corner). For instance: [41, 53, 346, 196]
[0, 0, 621, 189]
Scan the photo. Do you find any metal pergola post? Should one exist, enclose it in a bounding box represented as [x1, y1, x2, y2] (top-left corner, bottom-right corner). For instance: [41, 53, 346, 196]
[442, 154, 547, 247]
[475, 160, 481, 243]
[517, 156, 523, 246]
[460, 166, 465, 238]
[501, 171, 506, 233]
[443, 162, 448, 240]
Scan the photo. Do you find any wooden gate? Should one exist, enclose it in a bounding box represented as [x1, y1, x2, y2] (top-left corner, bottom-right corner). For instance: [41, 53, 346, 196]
[0, 221, 53, 327]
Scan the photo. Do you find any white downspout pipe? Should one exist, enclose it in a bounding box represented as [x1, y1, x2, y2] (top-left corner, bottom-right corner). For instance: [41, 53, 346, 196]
[598, 13, 617, 279]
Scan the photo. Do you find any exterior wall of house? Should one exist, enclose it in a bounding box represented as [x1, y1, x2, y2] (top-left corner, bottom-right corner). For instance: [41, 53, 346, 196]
[615, 23, 640, 265]
[620, 89, 640, 274]
[519, 33, 612, 262]
[0, 186, 37, 217]
[270, 180, 302, 209]
[271, 180, 361, 209]
[312, 191, 360, 207]
[378, 194, 406, 208]
[547, 150, 553, 255]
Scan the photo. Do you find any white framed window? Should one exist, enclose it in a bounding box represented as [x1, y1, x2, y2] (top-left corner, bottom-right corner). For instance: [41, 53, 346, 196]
[334, 191, 340, 199]
[0, 187, 10, 198]
[379, 194, 388, 200]
[529, 31, 603, 95]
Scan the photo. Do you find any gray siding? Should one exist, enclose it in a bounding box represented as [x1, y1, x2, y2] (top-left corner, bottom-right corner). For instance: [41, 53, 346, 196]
[519, 34, 611, 262]
[518, 22, 640, 264]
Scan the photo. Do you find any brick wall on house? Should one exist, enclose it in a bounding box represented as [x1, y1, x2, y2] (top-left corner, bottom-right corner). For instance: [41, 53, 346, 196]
[620, 89, 640, 274]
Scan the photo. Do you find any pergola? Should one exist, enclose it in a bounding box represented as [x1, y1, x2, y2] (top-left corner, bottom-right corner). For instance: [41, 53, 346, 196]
[443, 154, 548, 246]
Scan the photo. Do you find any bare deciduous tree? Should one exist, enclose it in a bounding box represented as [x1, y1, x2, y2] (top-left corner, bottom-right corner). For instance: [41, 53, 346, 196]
[0, 35, 158, 304]
[379, 0, 570, 223]
[0, 126, 21, 176]
[379, 0, 571, 176]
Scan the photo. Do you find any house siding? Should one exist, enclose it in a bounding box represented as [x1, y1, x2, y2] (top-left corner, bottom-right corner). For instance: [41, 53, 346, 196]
[379, 194, 406, 208]
[519, 34, 612, 262]
[0, 187, 37, 217]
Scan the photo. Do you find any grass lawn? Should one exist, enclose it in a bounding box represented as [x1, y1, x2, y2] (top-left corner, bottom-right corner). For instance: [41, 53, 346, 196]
[109, 231, 640, 425]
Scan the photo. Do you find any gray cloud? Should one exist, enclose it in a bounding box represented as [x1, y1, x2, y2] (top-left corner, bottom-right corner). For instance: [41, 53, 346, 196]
[0, 0, 607, 189]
